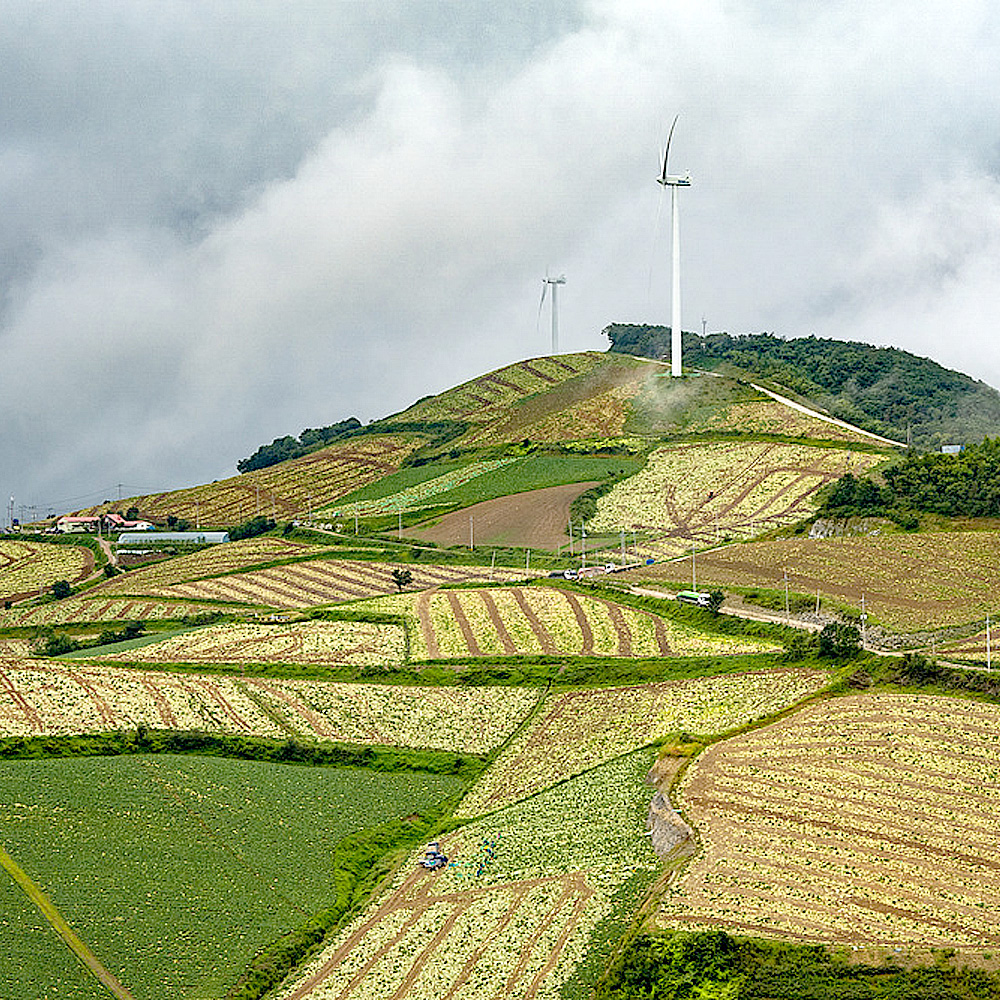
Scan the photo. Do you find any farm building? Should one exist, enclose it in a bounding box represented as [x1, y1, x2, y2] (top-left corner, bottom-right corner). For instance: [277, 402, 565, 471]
[56, 514, 156, 534]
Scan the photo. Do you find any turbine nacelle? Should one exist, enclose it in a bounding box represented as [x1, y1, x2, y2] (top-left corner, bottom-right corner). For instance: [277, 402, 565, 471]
[657, 172, 691, 187]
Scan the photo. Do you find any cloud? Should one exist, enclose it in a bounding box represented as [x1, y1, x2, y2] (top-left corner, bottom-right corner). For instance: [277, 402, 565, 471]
[3, 0, 1000, 512]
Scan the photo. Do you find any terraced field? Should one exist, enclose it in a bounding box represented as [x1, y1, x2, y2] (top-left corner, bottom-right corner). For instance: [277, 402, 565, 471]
[275, 749, 659, 1000]
[937, 628, 1000, 663]
[457, 669, 828, 818]
[94, 620, 407, 668]
[0, 659, 536, 752]
[96, 537, 328, 595]
[0, 540, 93, 601]
[589, 441, 882, 543]
[660, 692, 1000, 948]
[82, 434, 419, 525]
[0, 597, 225, 627]
[129, 560, 531, 610]
[643, 529, 1000, 631]
[364, 587, 780, 660]
[398, 353, 609, 425]
[327, 458, 520, 516]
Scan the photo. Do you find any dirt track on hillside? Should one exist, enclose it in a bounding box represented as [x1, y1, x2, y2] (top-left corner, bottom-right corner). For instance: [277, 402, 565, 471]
[410, 482, 599, 551]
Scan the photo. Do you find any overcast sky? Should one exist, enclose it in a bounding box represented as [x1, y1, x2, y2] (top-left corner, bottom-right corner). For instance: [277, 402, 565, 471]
[4, 0, 1000, 516]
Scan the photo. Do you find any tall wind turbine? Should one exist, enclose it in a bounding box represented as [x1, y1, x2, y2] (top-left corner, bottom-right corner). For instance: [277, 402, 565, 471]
[657, 115, 691, 376]
[539, 272, 566, 354]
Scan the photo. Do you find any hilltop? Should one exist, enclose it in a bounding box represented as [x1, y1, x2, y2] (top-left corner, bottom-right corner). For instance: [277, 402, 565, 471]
[606, 324, 1000, 448]
[77, 346, 899, 530]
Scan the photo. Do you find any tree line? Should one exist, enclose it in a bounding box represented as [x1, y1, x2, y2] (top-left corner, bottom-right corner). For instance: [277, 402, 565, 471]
[821, 437, 1000, 519]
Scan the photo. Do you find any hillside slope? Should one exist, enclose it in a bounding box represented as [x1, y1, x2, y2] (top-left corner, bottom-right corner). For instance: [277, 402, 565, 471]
[76, 348, 894, 529]
[606, 325, 1000, 448]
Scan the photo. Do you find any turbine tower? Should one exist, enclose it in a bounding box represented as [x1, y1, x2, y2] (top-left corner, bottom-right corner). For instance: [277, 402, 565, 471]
[657, 115, 691, 376]
[539, 272, 566, 354]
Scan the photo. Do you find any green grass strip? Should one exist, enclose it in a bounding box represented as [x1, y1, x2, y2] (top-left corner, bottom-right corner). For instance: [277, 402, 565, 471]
[0, 843, 137, 1000]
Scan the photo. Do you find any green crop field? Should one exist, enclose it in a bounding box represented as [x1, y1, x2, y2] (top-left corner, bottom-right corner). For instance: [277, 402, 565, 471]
[332, 453, 644, 520]
[0, 755, 464, 1000]
[0, 873, 109, 1000]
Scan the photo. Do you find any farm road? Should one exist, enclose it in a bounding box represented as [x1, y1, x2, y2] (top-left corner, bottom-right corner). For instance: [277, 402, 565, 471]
[630, 586, 823, 632]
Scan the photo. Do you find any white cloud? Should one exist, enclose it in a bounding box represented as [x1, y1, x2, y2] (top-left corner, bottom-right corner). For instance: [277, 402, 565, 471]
[3, 0, 1000, 510]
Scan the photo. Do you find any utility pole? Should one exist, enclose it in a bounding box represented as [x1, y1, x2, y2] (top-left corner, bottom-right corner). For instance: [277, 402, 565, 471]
[469, 515, 474, 551]
[860, 593, 867, 650]
[784, 569, 790, 622]
[988, 614, 992, 671]
[692, 542, 697, 592]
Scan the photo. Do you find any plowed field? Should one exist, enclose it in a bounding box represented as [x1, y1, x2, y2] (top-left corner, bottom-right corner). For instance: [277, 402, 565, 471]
[364, 587, 780, 661]
[660, 693, 1000, 948]
[410, 483, 599, 550]
[632, 529, 1000, 631]
[119, 560, 529, 610]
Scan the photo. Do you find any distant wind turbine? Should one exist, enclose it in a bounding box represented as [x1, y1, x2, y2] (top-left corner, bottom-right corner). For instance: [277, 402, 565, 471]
[538, 271, 566, 355]
[657, 115, 691, 376]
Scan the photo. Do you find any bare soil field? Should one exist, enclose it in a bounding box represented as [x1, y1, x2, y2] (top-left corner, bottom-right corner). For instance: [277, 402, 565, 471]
[410, 482, 598, 550]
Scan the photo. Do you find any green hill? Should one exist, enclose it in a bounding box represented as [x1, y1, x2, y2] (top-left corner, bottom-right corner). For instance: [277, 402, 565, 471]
[605, 325, 1000, 449]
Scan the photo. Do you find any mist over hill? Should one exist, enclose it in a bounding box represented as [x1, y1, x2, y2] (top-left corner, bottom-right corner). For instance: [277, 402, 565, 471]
[605, 325, 1000, 450]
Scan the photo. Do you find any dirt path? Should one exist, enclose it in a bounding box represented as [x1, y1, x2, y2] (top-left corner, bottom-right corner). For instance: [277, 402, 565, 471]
[409, 482, 599, 550]
[0, 843, 137, 1000]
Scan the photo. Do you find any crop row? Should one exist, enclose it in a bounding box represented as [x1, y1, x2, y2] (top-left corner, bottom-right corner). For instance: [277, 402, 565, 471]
[275, 749, 658, 1000]
[401, 353, 602, 423]
[331, 458, 520, 516]
[463, 379, 643, 447]
[0, 541, 92, 601]
[589, 441, 880, 537]
[659, 692, 1000, 947]
[0, 598, 220, 627]
[97, 537, 327, 594]
[688, 529, 1000, 631]
[137, 561, 530, 610]
[684, 398, 873, 443]
[96, 620, 407, 667]
[364, 587, 780, 661]
[458, 668, 827, 817]
[84, 434, 418, 524]
[0, 660, 536, 753]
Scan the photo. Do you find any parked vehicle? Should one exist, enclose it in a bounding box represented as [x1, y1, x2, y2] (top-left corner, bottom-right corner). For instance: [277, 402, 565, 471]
[676, 590, 712, 608]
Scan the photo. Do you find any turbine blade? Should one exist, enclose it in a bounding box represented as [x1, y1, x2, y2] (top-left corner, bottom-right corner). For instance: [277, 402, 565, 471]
[661, 113, 679, 181]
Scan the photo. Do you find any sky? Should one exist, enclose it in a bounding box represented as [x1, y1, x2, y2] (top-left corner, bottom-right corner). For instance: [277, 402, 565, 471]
[4, 0, 1000, 517]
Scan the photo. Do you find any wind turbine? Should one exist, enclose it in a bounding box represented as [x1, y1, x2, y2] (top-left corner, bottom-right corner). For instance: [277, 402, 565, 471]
[539, 271, 566, 355]
[657, 115, 691, 376]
